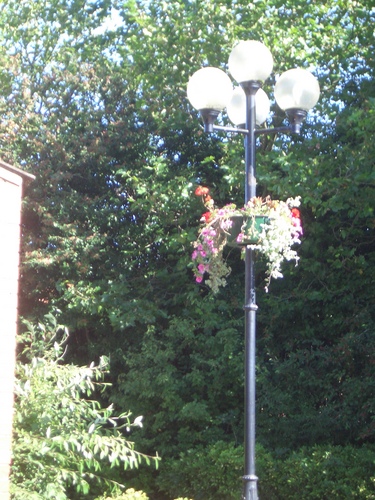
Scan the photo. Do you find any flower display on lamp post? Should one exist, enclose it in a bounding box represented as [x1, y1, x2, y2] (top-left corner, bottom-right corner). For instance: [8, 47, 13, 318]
[192, 189, 303, 293]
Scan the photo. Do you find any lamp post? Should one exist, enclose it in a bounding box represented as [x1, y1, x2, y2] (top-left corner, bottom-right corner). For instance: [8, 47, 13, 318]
[187, 40, 320, 500]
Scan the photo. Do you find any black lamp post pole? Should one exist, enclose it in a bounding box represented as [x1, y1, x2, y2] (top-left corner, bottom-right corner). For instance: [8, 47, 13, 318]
[242, 82, 261, 500]
[210, 103, 299, 500]
[201, 82, 309, 500]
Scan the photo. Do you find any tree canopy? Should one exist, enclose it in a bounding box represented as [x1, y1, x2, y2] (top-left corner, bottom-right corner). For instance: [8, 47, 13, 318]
[1, 0, 374, 497]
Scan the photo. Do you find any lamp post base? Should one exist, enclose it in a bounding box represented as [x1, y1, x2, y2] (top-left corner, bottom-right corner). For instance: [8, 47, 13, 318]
[242, 474, 259, 500]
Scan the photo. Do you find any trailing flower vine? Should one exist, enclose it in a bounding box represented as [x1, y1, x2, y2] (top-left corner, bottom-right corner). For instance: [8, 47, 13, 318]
[192, 187, 303, 293]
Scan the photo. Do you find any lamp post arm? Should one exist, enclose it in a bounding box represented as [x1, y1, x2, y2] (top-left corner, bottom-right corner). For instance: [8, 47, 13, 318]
[212, 124, 298, 136]
[213, 124, 249, 134]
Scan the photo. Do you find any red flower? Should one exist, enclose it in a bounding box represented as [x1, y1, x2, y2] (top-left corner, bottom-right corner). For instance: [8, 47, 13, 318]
[201, 212, 212, 223]
[291, 208, 301, 219]
[291, 208, 303, 237]
[195, 186, 210, 196]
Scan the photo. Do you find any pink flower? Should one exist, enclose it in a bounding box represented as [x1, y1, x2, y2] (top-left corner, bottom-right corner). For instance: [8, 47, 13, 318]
[198, 263, 206, 274]
[195, 275, 203, 283]
[192, 250, 198, 260]
[292, 219, 303, 237]
[202, 228, 216, 237]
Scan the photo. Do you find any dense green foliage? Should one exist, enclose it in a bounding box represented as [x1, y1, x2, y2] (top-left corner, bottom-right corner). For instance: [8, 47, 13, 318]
[261, 445, 375, 499]
[156, 442, 375, 499]
[1, 0, 374, 497]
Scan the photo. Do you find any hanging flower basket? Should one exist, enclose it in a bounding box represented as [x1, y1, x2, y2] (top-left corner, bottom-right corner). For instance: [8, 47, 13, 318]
[226, 215, 270, 246]
[192, 189, 303, 294]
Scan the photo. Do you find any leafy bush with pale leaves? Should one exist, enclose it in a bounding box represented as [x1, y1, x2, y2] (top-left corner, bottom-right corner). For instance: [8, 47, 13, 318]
[11, 314, 159, 499]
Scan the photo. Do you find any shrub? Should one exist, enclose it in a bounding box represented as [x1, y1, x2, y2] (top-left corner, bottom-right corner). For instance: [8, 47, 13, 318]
[157, 441, 247, 499]
[260, 444, 375, 499]
[96, 488, 149, 499]
[156, 442, 375, 499]
[11, 315, 159, 499]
